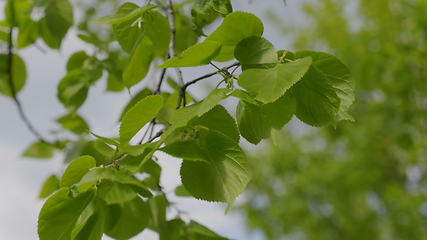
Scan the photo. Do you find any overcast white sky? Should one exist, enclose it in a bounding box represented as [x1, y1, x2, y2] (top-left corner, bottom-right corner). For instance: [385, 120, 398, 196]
[0, 1, 304, 239]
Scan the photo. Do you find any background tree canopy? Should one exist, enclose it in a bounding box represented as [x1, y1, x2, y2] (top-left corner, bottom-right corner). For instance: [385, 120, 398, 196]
[241, 0, 427, 239]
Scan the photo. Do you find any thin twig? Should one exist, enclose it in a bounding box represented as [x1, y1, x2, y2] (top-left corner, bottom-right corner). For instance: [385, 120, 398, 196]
[166, 0, 184, 87]
[154, 68, 167, 94]
[7, 2, 49, 144]
[176, 62, 240, 108]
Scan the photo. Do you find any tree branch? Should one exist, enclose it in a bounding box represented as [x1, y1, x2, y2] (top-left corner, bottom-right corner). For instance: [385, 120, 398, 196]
[176, 62, 240, 108]
[7, 2, 49, 144]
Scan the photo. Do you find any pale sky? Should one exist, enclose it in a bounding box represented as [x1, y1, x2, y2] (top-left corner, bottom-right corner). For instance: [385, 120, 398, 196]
[0, 1, 304, 239]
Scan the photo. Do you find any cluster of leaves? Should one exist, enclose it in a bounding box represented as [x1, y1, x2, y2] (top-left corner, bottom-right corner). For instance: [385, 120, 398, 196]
[241, 0, 427, 239]
[1, 0, 353, 239]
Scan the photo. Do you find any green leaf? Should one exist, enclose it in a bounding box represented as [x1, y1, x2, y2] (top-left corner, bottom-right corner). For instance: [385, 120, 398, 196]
[118, 88, 153, 120]
[193, 105, 239, 143]
[191, 0, 233, 35]
[0, 54, 27, 97]
[57, 70, 89, 111]
[120, 95, 163, 142]
[38, 189, 94, 240]
[175, 13, 199, 54]
[5, 0, 32, 27]
[206, 11, 264, 61]
[56, 113, 89, 134]
[238, 57, 312, 103]
[234, 36, 278, 68]
[17, 19, 39, 48]
[38, 18, 61, 49]
[170, 88, 231, 128]
[237, 92, 296, 144]
[186, 220, 229, 239]
[94, 5, 157, 24]
[123, 37, 154, 88]
[180, 130, 250, 203]
[78, 167, 152, 198]
[73, 211, 104, 240]
[44, 0, 73, 48]
[174, 185, 191, 197]
[111, 3, 143, 53]
[295, 51, 354, 124]
[22, 141, 54, 159]
[61, 155, 96, 187]
[104, 197, 150, 240]
[157, 40, 221, 68]
[97, 181, 138, 204]
[142, 10, 171, 57]
[39, 175, 60, 199]
[66, 51, 88, 72]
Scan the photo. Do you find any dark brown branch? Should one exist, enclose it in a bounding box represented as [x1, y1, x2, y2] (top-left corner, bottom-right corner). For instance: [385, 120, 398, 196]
[176, 62, 240, 108]
[7, 2, 49, 144]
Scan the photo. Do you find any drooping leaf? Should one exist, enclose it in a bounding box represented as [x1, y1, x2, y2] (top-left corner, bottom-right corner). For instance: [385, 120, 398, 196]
[193, 105, 240, 143]
[123, 37, 153, 88]
[22, 141, 54, 159]
[0, 54, 27, 97]
[295, 51, 353, 124]
[206, 11, 264, 61]
[238, 57, 312, 103]
[179, 129, 251, 203]
[17, 19, 39, 48]
[60, 155, 96, 187]
[120, 95, 163, 142]
[73, 211, 105, 240]
[96, 181, 138, 204]
[38, 189, 95, 240]
[234, 36, 278, 68]
[237, 92, 296, 144]
[104, 197, 150, 240]
[157, 40, 221, 68]
[39, 175, 60, 199]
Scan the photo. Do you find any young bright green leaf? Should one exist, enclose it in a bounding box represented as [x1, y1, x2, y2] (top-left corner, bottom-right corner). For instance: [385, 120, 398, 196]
[39, 175, 60, 199]
[94, 5, 157, 24]
[56, 113, 89, 134]
[78, 167, 152, 197]
[234, 36, 278, 67]
[191, 0, 233, 35]
[175, 13, 199, 54]
[238, 57, 312, 103]
[60, 155, 96, 187]
[38, 189, 95, 240]
[295, 51, 354, 123]
[237, 92, 296, 144]
[5, 0, 32, 27]
[22, 141, 54, 159]
[123, 37, 154, 88]
[0, 54, 27, 97]
[157, 40, 221, 68]
[44, 0, 73, 48]
[230, 89, 260, 105]
[180, 131, 250, 203]
[104, 197, 150, 240]
[120, 95, 163, 142]
[206, 11, 264, 61]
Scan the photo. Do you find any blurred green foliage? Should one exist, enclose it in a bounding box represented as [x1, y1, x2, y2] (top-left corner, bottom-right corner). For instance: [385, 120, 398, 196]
[241, 0, 427, 239]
